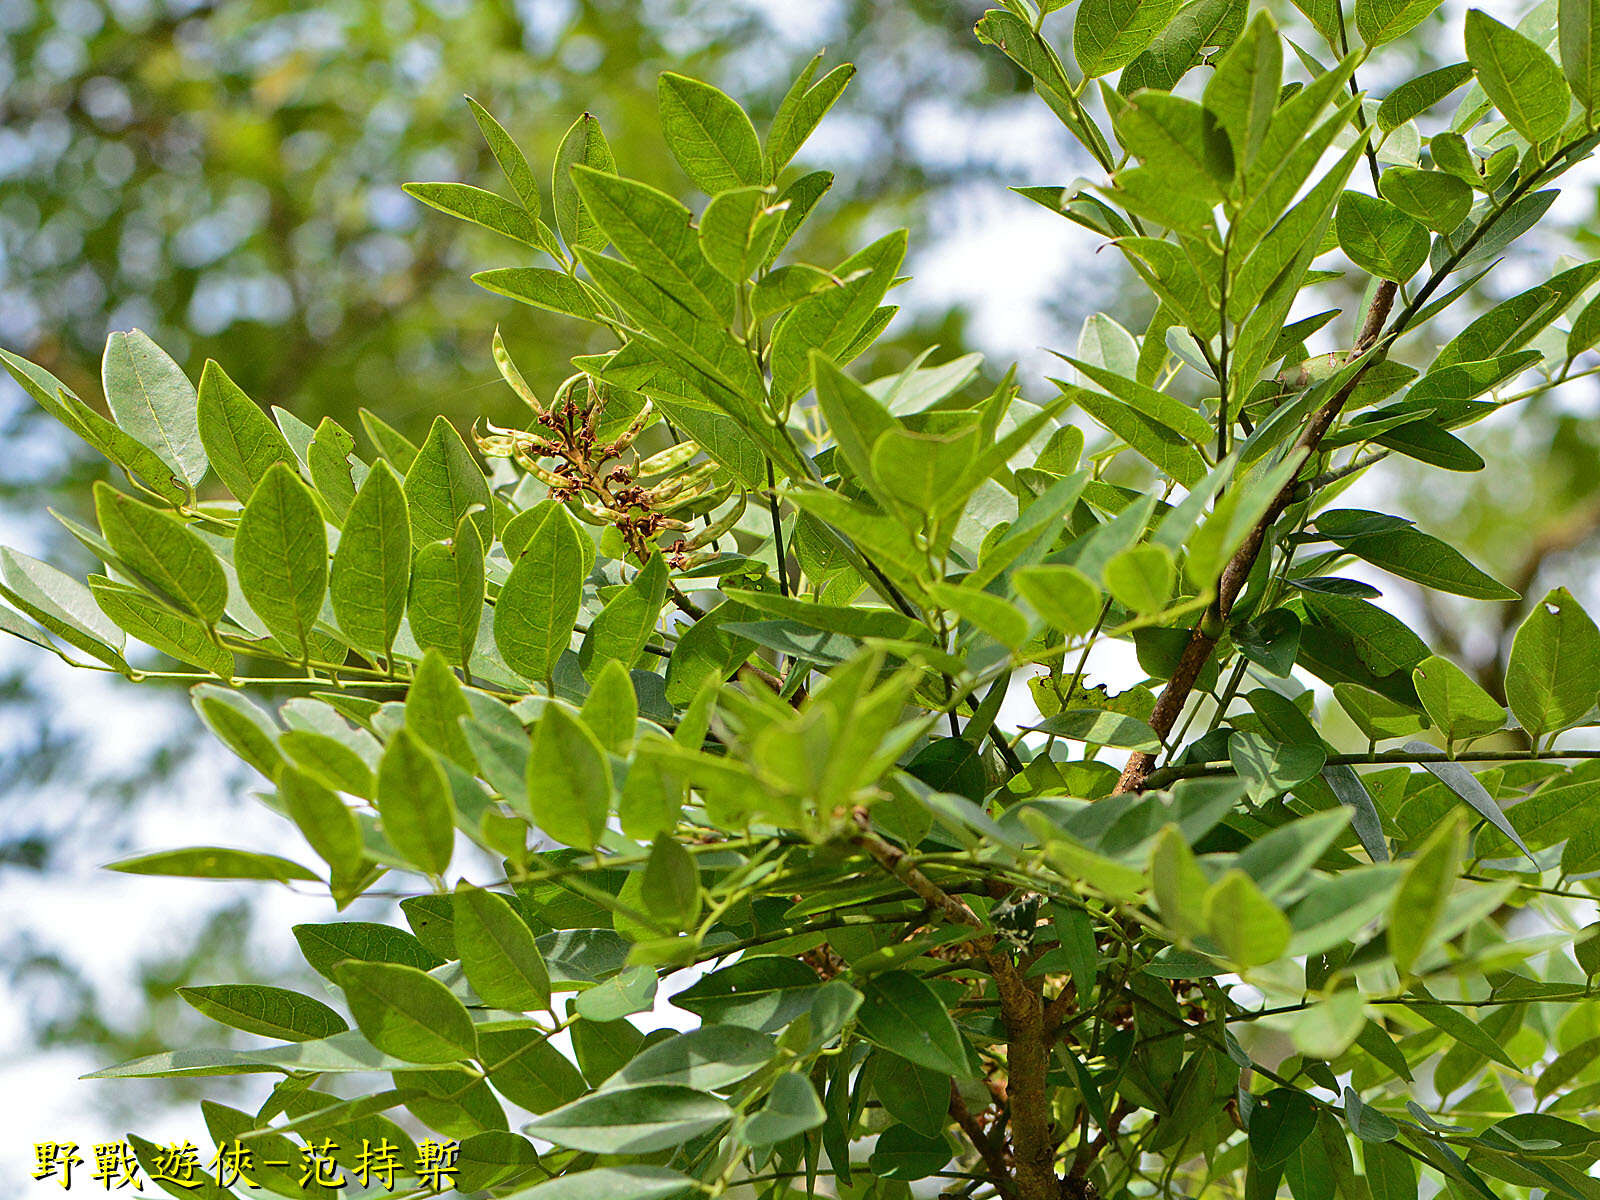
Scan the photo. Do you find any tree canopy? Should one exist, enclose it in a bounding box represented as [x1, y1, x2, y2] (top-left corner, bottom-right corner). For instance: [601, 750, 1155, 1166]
[12, 1, 1600, 1199]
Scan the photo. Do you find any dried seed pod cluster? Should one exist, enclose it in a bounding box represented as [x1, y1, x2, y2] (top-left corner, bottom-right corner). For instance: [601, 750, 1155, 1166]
[477, 330, 745, 566]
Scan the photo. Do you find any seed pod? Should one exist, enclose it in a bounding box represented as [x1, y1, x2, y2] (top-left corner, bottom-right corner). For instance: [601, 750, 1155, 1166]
[492, 328, 543, 413]
[635, 439, 701, 478]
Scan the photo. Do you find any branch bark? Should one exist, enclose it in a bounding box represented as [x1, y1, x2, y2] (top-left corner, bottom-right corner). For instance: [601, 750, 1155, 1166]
[852, 813, 1061, 1200]
[1114, 280, 1398, 794]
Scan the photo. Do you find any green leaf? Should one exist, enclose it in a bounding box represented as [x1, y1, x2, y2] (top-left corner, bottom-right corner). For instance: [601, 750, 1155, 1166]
[178, 984, 348, 1043]
[467, 96, 541, 215]
[335, 960, 477, 1063]
[330, 460, 410, 661]
[1402, 740, 1532, 859]
[1376, 63, 1475, 131]
[1076, 0, 1185, 77]
[410, 515, 485, 673]
[1014, 564, 1102, 634]
[473, 266, 603, 320]
[0, 548, 127, 670]
[493, 1167, 695, 1200]
[1059, 359, 1214, 444]
[1249, 1087, 1318, 1167]
[196, 359, 295, 501]
[403, 182, 542, 246]
[479, 1027, 586, 1114]
[92, 483, 223, 623]
[640, 833, 700, 933]
[1356, 0, 1445, 44]
[1377, 166, 1472, 233]
[767, 57, 855, 173]
[525, 1085, 732, 1154]
[403, 415, 492, 550]
[90, 577, 234, 678]
[1412, 655, 1505, 742]
[1316, 511, 1518, 600]
[1364, 1139, 1418, 1200]
[2, 347, 187, 502]
[1204, 868, 1291, 966]
[571, 168, 733, 322]
[376, 727, 455, 876]
[293, 920, 442, 981]
[236, 462, 328, 660]
[1388, 815, 1464, 976]
[405, 649, 477, 771]
[657, 72, 762, 192]
[602, 1025, 776, 1091]
[1202, 12, 1280, 168]
[1336, 191, 1430, 282]
[1229, 731, 1327, 803]
[744, 1073, 826, 1146]
[1104, 544, 1175, 613]
[1028, 709, 1162, 751]
[1465, 9, 1572, 145]
[1065, 383, 1209, 486]
[553, 113, 616, 254]
[527, 702, 612, 850]
[280, 764, 363, 877]
[673, 957, 820, 1031]
[581, 553, 667, 677]
[107, 846, 318, 884]
[102, 329, 207, 490]
[1121, 0, 1247, 94]
[1505, 587, 1600, 740]
[455, 882, 551, 1011]
[1114, 93, 1234, 200]
[497, 507, 585, 683]
[306, 416, 361, 521]
[857, 970, 972, 1077]
[697, 186, 786, 281]
[1562, 0, 1600, 111]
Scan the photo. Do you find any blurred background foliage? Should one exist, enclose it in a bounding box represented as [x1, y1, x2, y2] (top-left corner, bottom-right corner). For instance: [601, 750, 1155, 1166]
[3, 0, 1600, 1144]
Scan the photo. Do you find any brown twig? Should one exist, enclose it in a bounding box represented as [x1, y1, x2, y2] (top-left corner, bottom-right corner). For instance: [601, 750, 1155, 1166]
[852, 811, 1060, 1200]
[1114, 280, 1398, 794]
[950, 1083, 1019, 1200]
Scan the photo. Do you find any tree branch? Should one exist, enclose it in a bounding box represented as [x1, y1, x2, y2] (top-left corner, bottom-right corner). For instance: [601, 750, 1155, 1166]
[1114, 280, 1398, 794]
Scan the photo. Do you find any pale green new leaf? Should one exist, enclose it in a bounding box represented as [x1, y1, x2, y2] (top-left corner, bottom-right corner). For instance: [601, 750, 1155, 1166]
[553, 113, 616, 254]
